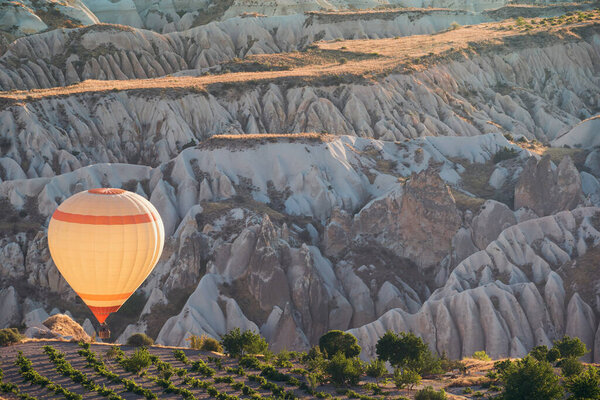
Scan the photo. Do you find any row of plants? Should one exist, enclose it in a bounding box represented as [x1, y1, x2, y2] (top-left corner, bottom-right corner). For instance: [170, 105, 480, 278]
[43, 344, 124, 400]
[15, 351, 82, 400]
[0, 365, 39, 400]
[77, 342, 158, 399]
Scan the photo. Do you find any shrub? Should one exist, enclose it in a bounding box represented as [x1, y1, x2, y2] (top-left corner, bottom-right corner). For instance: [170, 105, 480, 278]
[190, 359, 215, 377]
[0, 328, 22, 346]
[325, 352, 363, 386]
[339, 58, 347, 64]
[120, 348, 153, 373]
[187, 334, 223, 352]
[553, 336, 588, 359]
[450, 21, 460, 30]
[239, 355, 262, 369]
[547, 347, 561, 363]
[414, 386, 447, 400]
[498, 356, 563, 400]
[319, 331, 361, 359]
[529, 345, 549, 362]
[394, 368, 421, 390]
[472, 351, 491, 361]
[566, 366, 600, 399]
[560, 357, 584, 377]
[493, 147, 519, 163]
[221, 328, 268, 358]
[376, 331, 439, 374]
[516, 16, 526, 26]
[365, 359, 386, 384]
[126, 333, 154, 347]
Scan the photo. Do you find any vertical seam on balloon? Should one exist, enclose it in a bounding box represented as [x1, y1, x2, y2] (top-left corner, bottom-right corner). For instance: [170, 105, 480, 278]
[121, 192, 142, 300]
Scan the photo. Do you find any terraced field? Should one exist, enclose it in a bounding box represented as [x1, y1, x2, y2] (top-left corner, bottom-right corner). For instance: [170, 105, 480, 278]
[0, 341, 503, 400]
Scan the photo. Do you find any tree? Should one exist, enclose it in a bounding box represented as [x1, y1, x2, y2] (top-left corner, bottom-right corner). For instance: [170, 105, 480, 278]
[365, 359, 386, 385]
[126, 333, 154, 347]
[529, 345, 549, 362]
[553, 336, 588, 359]
[325, 352, 363, 386]
[187, 334, 223, 352]
[547, 347, 561, 363]
[220, 328, 268, 358]
[566, 366, 600, 400]
[375, 331, 431, 371]
[560, 357, 584, 378]
[0, 328, 22, 346]
[471, 351, 490, 361]
[394, 368, 421, 391]
[499, 356, 563, 400]
[319, 331, 361, 359]
[414, 386, 447, 400]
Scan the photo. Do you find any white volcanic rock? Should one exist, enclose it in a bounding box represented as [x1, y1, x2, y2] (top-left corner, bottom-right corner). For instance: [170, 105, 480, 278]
[515, 156, 583, 217]
[553, 115, 600, 148]
[349, 208, 600, 361]
[82, 0, 143, 27]
[0, 286, 20, 328]
[0, 2, 48, 35]
[23, 307, 50, 328]
[471, 200, 517, 250]
[0, 242, 25, 278]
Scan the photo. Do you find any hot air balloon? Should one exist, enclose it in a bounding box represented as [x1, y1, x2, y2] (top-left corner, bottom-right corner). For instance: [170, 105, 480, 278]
[48, 188, 164, 339]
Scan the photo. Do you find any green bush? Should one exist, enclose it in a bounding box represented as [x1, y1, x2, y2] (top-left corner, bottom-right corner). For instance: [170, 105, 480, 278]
[529, 345, 549, 362]
[239, 355, 262, 369]
[325, 352, 363, 386]
[566, 366, 600, 399]
[187, 334, 224, 352]
[365, 359, 386, 384]
[414, 386, 447, 400]
[547, 347, 561, 363]
[319, 331, 361, 359]
[553, 336, 588, 359]
[221, 328, 268, 358]
[560, 357, 584, 377]
[126, 333, 154, 347]
[498, 356, 563, 400]
[376, 330, 440, 374]
[120, 348, 153, 373]
[493, 147, 519, 163]
[471, 351, 491, 361]
[0, 328, 22, 347]
[394, 368, 421, 390]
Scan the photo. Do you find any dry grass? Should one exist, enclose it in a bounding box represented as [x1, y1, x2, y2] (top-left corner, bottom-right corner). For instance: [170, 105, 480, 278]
[1, 14, 599, 102]
[451, 188, 486, 213]
[197, 133, 336, 150]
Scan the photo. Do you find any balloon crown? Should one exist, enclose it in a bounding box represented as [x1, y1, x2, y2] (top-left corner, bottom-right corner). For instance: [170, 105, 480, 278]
[88, 188, 126, 195]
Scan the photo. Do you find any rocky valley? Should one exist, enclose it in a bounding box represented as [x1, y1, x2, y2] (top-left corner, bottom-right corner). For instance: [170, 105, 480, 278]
[0, 0, 600, 387]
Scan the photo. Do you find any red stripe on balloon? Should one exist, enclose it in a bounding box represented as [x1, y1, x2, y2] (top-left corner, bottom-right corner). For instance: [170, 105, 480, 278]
[88, 305, 121, 324]
[52, 209, 157, 225]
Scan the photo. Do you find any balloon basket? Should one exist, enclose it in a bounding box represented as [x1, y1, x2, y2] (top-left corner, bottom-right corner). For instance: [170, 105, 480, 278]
[98, 324, 111, 340]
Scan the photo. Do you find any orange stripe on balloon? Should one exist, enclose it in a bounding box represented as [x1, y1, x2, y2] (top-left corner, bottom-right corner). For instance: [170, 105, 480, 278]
[78, 292, 133, 301]
[52, 209, 157, 225]
[88, 305, 121, 323]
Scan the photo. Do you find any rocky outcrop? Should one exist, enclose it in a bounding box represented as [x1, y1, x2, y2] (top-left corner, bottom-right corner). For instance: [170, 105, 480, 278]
[515, 155, 583, 216]
[350, 207, 600, 361]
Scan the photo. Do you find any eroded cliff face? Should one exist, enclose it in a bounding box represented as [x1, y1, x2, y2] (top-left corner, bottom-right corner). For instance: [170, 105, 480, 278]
[0, 29, 598, 180]
[1, 129, 599, 360]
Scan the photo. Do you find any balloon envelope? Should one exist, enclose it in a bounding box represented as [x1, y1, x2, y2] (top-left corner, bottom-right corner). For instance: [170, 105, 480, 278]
[48, 188, 164, 323]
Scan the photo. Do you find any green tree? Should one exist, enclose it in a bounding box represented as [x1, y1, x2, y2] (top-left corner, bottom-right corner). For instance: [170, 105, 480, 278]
[566, 366, 600, 399]
[375, 331, 432, 372]
[365, 359, 386, 385]
[0, 328, 22, 346]
[394, 368, 421, 391]
[126, 333, 154, 347]
[220, 328, 268, 358]
[553, 336, 588, 359]
[325, 352, 363, 386]
[414, 386, 447, 400]
[120, 347, 152, 373]
[560, 357, 584, 378]
[529, 345, 549, 362]
[547, 347, 561, 363]
[499, 356, 563, 400]
[319, 331, 361, 359]
[471, 351, 490, 361]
